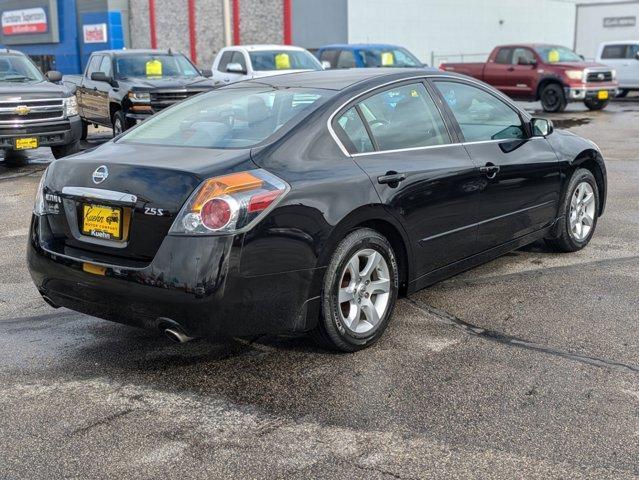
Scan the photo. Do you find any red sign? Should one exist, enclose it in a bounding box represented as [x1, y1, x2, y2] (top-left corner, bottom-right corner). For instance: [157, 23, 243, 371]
[83, 24, 108, 44]
[2, 8, 48, 36]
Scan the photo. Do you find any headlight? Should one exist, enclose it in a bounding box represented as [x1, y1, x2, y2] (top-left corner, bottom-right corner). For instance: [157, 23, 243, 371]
[128, 92, 151, 102]
[63, 96, 78, 117]
[565, 70, 584, 81]
[169, 169, 288, 235]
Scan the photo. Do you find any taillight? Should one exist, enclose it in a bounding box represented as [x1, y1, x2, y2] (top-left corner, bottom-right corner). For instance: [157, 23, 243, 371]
[169, 169, 288, 235]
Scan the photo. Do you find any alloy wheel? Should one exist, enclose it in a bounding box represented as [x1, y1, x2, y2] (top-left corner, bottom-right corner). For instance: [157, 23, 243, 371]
[337, 248, 391, 334]
[569, 181, 596, 241]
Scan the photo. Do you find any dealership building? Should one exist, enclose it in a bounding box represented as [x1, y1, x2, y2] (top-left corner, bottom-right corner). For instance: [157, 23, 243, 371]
[1, 0, 638, 73]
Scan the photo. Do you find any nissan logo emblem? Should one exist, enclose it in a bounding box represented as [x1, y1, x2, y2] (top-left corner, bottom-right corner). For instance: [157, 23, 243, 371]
[92, 165, 109, 184]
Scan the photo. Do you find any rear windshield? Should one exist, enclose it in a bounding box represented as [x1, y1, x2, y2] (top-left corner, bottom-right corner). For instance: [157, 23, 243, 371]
[115, 54, 200, 79]
[119, 87, 333, 149]
[248, 50, 322, 71]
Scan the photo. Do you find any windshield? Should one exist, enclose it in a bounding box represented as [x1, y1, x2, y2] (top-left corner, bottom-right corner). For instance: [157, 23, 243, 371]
[535, 46, 582, 63]
[114, 54, 200, 79]
[0, 55, 44, 82]
[248, 50, 322, 71]
[120, 87, 334, 149]
[359, 48, 422, 68]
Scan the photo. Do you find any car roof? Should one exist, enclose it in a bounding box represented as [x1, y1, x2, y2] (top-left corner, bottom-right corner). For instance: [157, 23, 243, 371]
[91, 49, 186, 56]
[226, 67, 445, 91]
[229, 44, 308, 52]
[319, 43, 403, 50]
[599, 40, 639, 45]
[0, 49, 26, 56]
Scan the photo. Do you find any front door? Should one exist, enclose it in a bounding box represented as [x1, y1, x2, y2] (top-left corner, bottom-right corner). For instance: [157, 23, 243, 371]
[432, 79, 561, 251]
[333, 81, 481, 277]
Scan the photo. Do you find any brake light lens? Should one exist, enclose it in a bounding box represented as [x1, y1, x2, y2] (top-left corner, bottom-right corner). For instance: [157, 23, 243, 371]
[169, 169, 289, 235]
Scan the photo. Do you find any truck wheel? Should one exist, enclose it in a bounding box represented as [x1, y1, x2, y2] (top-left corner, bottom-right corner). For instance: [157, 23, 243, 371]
[540, 84, 567, 113]
[2, 149, 27, 167]
[51, 141, 80, 159]
[584, 99, 609, 111]
[112, 111, 129, 137]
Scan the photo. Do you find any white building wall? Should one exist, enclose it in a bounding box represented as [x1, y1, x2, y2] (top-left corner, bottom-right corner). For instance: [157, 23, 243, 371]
[575, 1, 639, 59]
[347, 0, 576, 66]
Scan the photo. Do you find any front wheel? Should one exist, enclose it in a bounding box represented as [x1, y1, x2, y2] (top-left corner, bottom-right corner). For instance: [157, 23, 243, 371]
[545, 168, 599, 252]
[112, 110, 130, 137]
[51, 141, 80, 159]
[312, 228, 399, 352]
[540, 83, 567, 113]
[584, 98, 609, 111]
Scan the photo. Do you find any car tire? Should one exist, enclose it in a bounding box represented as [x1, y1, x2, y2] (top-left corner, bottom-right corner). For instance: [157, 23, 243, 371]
[112, 110, 129, 137]
[540, 83, 567, 113]
[584, 98, 609, 111]
[545, 168, 599, 253]
[616, 89, 629, 98]
[311, 228, 399, 352]
[80, 120, 88, 140]
[51, 141, 80, 159]
[2, 149, 27, 167]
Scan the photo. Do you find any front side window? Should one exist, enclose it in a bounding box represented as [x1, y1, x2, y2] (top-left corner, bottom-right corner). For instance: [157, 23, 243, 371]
[0, 54, 44, 82]
[86, 55, 102, 77]
[512, 48, 536, 65]
[249, 50, 321, 71]
[319, 49, 338, 68]
[435, 81, 525, 142]
[535, 45, 581, 63]
[358, 83, 450, 151]
[335, 107, 374, 154]
[629, 44, 639, 58]
[217, 51, 234, 71]
[98, 56, 112, 76]
[336, 50, 356, 68]
[120, 87, 333, 149]
[115, 54, 199, 79]
[230, 51, 247, 70]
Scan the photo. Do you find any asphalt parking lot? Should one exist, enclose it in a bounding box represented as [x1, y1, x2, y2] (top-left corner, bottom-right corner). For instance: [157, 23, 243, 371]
[1, 101, 638, 479]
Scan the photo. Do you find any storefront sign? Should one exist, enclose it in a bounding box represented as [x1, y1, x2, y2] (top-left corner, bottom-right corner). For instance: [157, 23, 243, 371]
[83, 24, 108, 44]
[1, 7, 48, 36]
[603, 16, 636, 28]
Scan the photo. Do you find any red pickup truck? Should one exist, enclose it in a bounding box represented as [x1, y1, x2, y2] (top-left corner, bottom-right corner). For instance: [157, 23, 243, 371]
[441, 44, 618, 112]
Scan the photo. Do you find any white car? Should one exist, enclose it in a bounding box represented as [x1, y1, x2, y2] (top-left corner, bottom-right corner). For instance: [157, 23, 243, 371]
[596, 41, 639, 97]
[210, 45, 323, 85]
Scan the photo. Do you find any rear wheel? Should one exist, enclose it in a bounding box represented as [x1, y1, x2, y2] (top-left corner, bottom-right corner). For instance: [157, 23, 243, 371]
[545, 168, 599, 252]
[584, 98, 609, 111]
[312, 228, 399, 352]
[540, 83, 567, 113]
[51, 141, 80, 159]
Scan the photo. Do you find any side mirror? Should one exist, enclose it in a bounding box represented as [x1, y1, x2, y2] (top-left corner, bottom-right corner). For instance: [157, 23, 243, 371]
[45, 70, 62, 82]
[531, 117, 554, 137]
[91, 71, 113, 84]
[200, 68, 213, 78]
[226, 63, 247, 74]
[321, 60, 332, 69]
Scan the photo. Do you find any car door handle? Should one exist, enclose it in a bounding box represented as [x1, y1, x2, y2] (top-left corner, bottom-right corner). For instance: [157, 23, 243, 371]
[377, 171, 406, 187]
[479, 163, 500, 179]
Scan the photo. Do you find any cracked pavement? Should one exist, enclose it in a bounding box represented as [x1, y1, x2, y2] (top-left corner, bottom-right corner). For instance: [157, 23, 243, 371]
[0, 105, 638, 479]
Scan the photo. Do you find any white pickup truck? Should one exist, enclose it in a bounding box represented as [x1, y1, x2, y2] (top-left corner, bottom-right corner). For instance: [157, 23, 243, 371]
[596, 41, 639, 97]
[210, 44, 323, 85]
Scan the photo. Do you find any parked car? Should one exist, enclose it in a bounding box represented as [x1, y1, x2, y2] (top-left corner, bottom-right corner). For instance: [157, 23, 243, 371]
[596, 41, 639, 97]
[441, 44, 618, 112]
[316, 43, 425, 69]
[63, 49, 215, 136]
[28, 69, 607, 352]
[211, 44, 322, 85]
[0, 49, 81, 163]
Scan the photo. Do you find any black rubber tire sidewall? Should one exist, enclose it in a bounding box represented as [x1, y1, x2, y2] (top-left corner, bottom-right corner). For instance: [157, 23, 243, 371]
[51, 141, 80, 159]
[584, 99, 609, 111]
[112, 111, 127, 137]
[617, 89, 629, 98]
[318, 228, 399, 351]
[548, 168, 599, 252]
[541, 84, 567, 113]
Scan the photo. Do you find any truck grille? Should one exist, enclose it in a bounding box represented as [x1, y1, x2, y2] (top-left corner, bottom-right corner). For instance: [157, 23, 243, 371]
[0, 98, 64, 125]
[150, 90, 207, 110]
[586, 71, 613, 83]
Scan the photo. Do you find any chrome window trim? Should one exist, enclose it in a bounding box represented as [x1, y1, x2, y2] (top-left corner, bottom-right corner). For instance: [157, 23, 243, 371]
[327, 74, 533, 158]
[61, 187, 138, 205]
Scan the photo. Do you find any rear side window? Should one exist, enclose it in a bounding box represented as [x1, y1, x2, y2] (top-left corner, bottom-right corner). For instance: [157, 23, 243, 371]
[319, 49, 338, 68]
[601, 45, 627, 59]
[217, 51, 233, 71]
[434, 81, 525, 142]
[335, 107, 374, 153]
[358, 83, 450, 151]
[495, 48, 512, 64]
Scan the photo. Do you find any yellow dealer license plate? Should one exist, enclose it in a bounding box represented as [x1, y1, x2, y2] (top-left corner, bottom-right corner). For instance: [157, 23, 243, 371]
[598, 90, 609, 100]
[82, 204, 122, 240]
[15, 137, 38, 150]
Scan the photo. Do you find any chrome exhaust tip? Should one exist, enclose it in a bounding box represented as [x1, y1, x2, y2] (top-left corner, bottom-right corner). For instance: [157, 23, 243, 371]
[164, 327, 194, 344]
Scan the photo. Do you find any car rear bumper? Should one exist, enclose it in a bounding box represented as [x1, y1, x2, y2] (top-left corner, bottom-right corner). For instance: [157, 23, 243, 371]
[0, 116, 82, 149]
[27, 214, 321, 339]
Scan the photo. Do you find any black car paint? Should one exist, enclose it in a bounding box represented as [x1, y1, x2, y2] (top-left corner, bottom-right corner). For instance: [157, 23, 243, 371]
[27, 69, 607, 339]
[63, 49, 215, 129]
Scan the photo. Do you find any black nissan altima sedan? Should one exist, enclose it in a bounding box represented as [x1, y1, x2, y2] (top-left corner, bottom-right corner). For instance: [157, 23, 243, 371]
[28, 68, 607, 351]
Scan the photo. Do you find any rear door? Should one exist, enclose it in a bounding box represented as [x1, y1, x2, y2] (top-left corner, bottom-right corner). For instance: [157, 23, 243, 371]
[483, 47, 513, 93]
[333, 81, 482, 277]
[506, 47, 538, 98]
[432, 79, 560, 251]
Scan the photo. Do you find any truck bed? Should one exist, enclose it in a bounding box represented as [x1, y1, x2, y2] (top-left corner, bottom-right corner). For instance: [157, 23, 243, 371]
[439, 62, 485, 80]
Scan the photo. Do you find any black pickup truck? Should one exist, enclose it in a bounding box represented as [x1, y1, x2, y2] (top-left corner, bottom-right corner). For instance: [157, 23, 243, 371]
[63, 49, 215, 136]
[0, 49, 82, 163]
